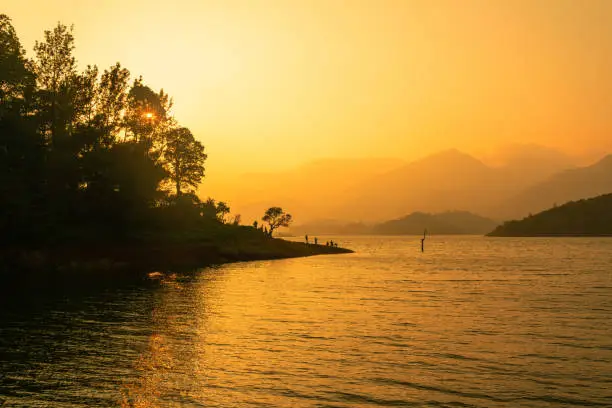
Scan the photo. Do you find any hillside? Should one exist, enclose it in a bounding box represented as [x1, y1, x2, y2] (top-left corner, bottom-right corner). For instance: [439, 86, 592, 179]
[372, 211, 499, 235]
[495, 155, 612, 219]
[488, 194, 612, 237]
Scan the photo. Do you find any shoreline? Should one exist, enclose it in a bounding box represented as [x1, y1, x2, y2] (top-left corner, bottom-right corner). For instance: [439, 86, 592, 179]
[0, 238, 353, 276]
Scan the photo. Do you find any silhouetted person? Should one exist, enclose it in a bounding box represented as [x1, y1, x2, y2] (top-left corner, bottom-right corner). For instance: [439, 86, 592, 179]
[314, 237, 318, 245]
[330, 239, 334, 247]
[326, 241, 329, 246]
[305, 234, 309, 244]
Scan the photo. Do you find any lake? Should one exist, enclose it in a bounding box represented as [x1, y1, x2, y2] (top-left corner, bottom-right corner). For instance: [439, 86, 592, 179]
[1, 236, 611, 407]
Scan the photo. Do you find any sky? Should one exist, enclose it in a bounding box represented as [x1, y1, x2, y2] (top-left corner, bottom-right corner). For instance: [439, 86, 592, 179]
[5, 0, 612, 177]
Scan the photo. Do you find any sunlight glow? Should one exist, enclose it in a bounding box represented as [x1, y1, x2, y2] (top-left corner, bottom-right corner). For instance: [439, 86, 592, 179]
[5, 0, 612, 174]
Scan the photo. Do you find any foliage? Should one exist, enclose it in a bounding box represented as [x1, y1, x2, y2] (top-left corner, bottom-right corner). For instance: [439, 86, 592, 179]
[0, 14, 36, 114]
[163, 127, 207, 196]
[0, 16, 217, 247]
[198, 198, 230, 223]
[262, 207, 293, 236]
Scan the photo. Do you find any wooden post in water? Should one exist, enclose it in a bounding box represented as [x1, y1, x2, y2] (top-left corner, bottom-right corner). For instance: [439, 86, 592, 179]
[421, 229, 427, 252]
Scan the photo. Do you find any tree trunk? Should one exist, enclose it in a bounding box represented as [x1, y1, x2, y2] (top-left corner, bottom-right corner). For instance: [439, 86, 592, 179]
[175, 158, 181, 196]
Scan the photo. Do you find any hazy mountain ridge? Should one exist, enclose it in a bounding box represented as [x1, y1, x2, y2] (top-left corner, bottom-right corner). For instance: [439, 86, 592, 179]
[201, 145, 610, 225]
[331, 146, 581, 222]
[496, 154, 612, 219]
[489, 193, 612, 236]
[290, 211, 498, 236]
[372, 211, 499, 235]
[331, 149, 503, 221]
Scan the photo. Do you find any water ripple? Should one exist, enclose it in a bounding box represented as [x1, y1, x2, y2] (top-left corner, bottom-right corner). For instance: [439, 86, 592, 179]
[1, 235, 611, 407]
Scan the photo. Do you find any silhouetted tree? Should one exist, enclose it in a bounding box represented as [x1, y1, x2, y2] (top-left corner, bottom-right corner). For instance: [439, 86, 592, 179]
[96, 63, 130, 135]
[33, 22, 79, 145]
[0, 14, 36, 114]
[198, 198, 230, 223]
[125, 78, 175, 160]
[262, 207, 292, 236]
[0, 15, 275, 251]
[215, 201, 230, 223]
[162, 127, 207, 196]
[0, 15, 45, 243]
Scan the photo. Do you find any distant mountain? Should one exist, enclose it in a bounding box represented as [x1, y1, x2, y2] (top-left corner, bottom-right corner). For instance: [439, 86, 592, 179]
[331, 149, 510, 221]
[372, 211, 498, 235]
[495, 155, 612, 220]
[202, 146, 594, 225]
[485, 143, 575, 173]
[488, 193, 612, 236]
[484, 144, 577, 194]
[291, 211, 498, 236]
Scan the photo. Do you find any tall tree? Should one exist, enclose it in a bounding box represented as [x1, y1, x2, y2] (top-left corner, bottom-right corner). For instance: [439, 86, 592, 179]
[97, 63, 130, 136]
[0, 14, 35, 115]
[0, 15, 45, 243]
[125, 78, 174, 159]
[163, 127, 207, 196]
[72, 64, 98, 126]
[33, 22, 78, 145]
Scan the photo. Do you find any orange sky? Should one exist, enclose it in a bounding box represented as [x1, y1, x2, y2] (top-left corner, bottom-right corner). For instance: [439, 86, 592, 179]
[5, 0, 612, 175]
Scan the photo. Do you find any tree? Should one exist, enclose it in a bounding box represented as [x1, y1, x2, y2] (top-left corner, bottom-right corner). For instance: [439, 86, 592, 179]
[198, 198, 230, 223]
[97, 63, 130, 135]
[216, 201, 230, 223]
[125, 78, 174, 156]
[0, 14, 36, 115]
[163, 127, 207, 196]
[33, 22, 78, 145]
[262, 207, 292, 236]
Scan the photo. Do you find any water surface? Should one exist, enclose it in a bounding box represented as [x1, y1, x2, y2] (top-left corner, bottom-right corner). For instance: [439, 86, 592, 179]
[1, 236, 611, 407]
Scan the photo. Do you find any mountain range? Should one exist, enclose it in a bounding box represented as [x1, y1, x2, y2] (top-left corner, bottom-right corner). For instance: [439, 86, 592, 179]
[201, 144, 612, 225]
[289, 211, 498, 236]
